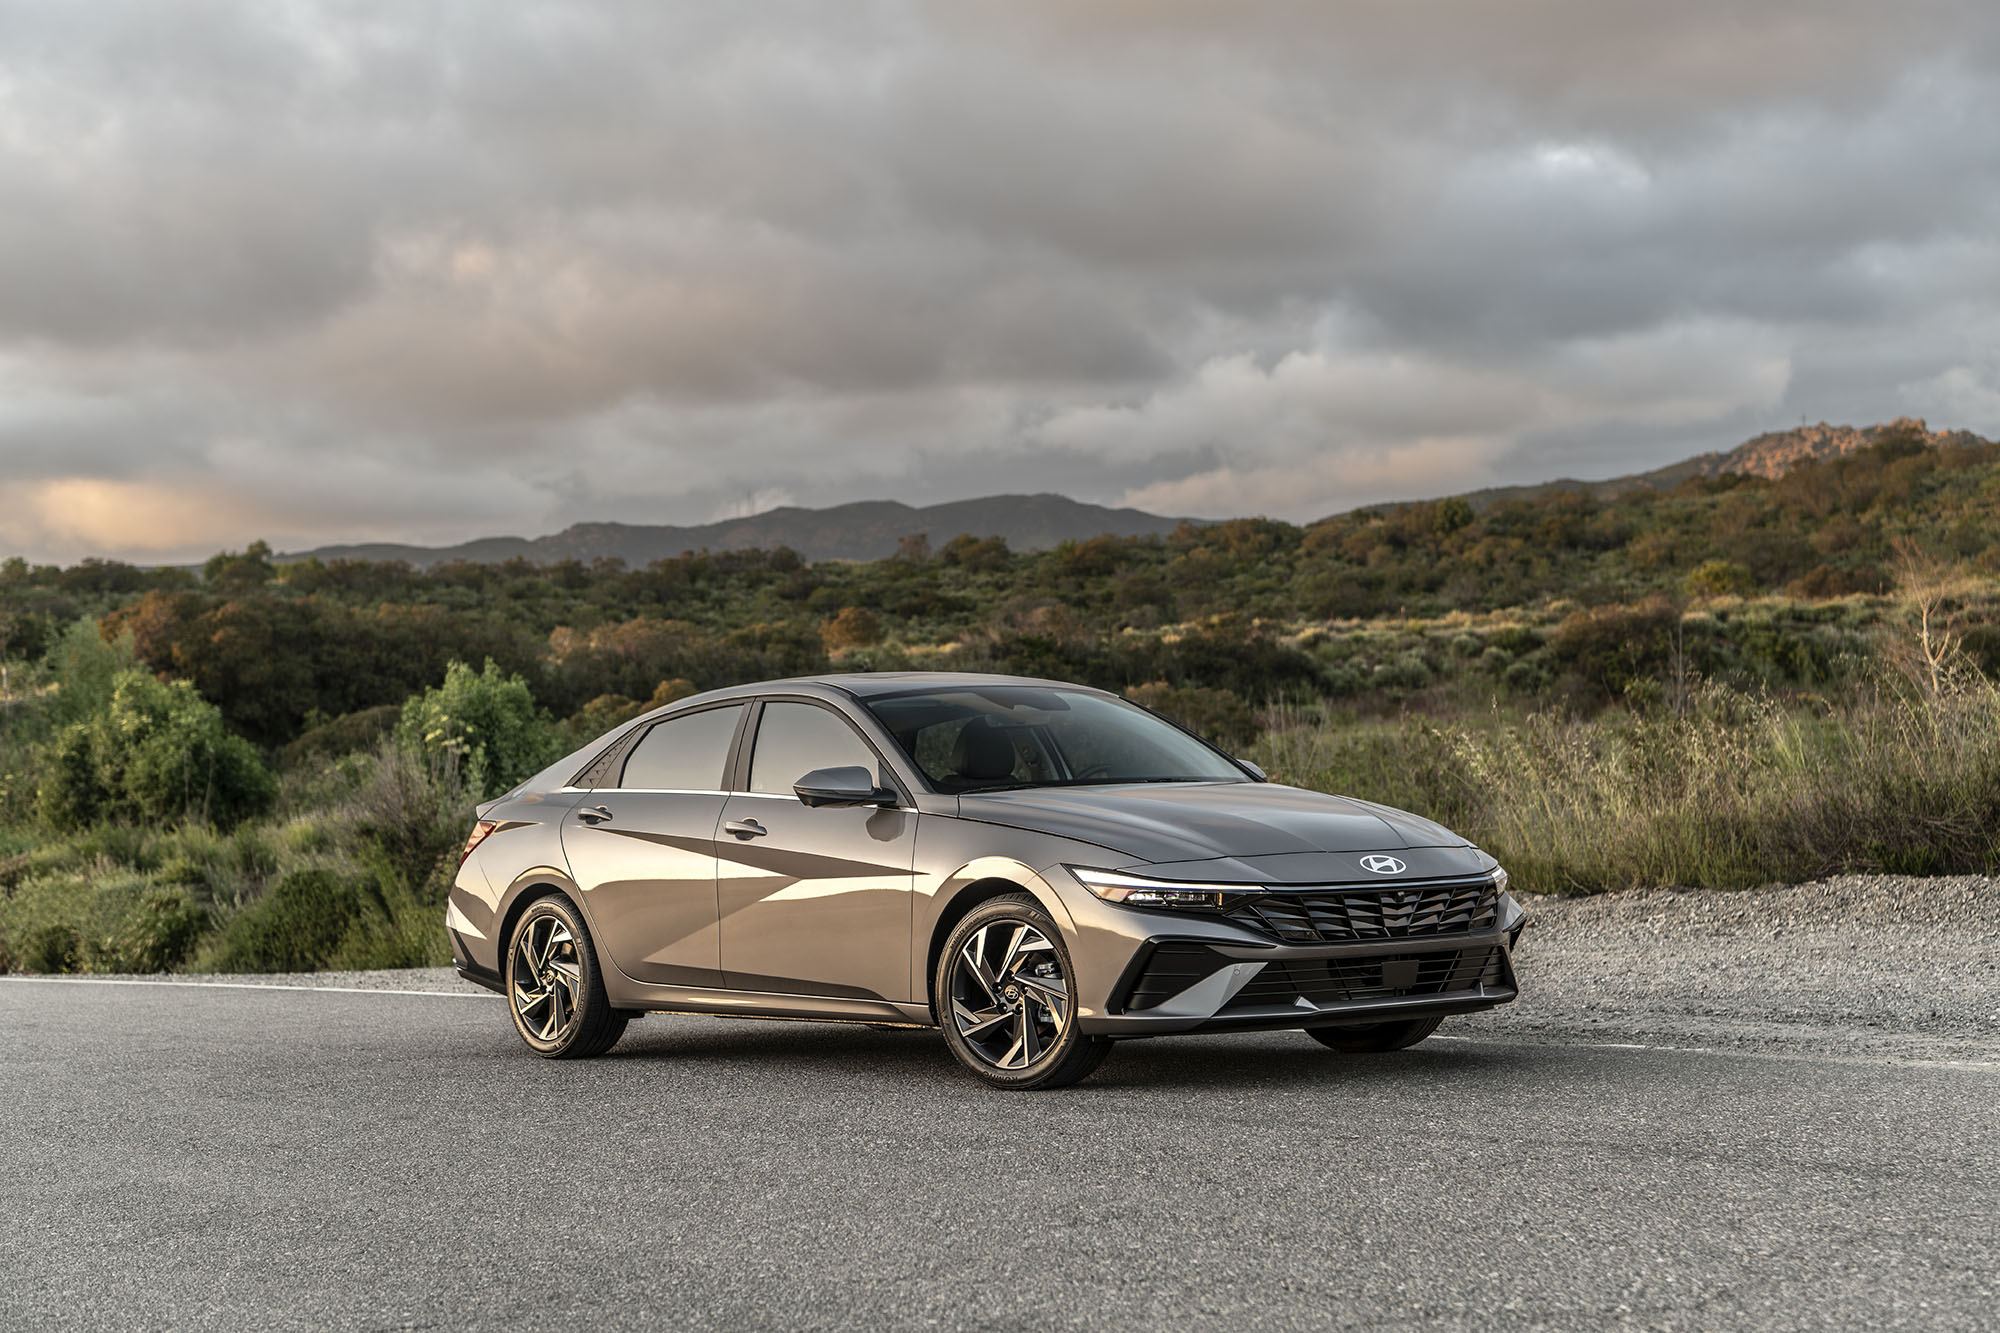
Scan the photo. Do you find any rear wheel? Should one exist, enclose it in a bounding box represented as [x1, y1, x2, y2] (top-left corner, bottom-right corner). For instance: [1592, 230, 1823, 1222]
[1306, 1015, 1443, 1053]
[936, 895, 1110, 1090]
[507, 895, 629, 1059]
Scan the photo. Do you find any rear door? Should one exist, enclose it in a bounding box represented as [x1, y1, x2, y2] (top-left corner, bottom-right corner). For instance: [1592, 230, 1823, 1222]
[559, 703, 747, 989]
[716, 699, 918, 1003]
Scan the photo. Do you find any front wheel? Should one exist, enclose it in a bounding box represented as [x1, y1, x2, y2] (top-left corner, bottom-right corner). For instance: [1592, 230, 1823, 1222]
[936, 895, 1110, 1090]
[1306, 1015, 1443, 1053]
[507, 895, 629, 1058]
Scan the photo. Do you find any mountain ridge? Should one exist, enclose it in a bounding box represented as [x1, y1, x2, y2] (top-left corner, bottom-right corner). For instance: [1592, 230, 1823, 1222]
[1449, 417, 1987, 510]
[279, 419, 1989, 567]
[281, 493, 1189, 568]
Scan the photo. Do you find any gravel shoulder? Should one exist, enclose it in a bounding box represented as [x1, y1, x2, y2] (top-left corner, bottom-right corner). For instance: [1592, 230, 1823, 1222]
[1478, 873, 2000, 1064]
[54, 873, 2000, 1064]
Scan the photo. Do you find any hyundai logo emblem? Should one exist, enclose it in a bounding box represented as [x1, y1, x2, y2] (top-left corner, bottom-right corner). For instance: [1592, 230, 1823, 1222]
[1359, 855, 1407, 875]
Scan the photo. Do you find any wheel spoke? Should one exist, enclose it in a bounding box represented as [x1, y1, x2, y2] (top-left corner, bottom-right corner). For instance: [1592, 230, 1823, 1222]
[1018, 1006, 1042, 1065]
[548, 958, 581, 985]
[959, 931, 1001, 1000]
[544, 982, 566, 1039]
[997, 925, 1028, 980]
[953, 1000, 1013, 1039]
[1025, 987, 1065, 1029]
[1014, 972, 1065, 1002]
[996, 1028, 1026, 1069]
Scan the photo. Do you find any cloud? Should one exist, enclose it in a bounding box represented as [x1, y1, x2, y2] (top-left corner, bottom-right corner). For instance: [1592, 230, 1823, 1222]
[0, 1, 1995, 560]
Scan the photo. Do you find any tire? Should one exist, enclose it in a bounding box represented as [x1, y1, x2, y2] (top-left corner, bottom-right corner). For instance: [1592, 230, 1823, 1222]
[935, 894, 1110, 1090]
[506, 895, 630, 1059]
[1306, 1015, 1444, 1053]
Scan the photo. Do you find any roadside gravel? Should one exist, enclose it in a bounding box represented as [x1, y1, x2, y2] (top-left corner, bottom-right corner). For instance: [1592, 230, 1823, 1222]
[1480, 873, 2000, 1063]
[60, 873, 2000, 1063]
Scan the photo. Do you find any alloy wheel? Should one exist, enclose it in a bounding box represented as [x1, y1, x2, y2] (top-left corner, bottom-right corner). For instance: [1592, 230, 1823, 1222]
[949, 921, 1070, 1070]
[511, 913, 584, 1044]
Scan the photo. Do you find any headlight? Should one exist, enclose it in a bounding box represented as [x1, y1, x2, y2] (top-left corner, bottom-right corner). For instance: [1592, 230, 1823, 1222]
[1491, 866, 1510, 897]
[1067, 866, 1243, 909]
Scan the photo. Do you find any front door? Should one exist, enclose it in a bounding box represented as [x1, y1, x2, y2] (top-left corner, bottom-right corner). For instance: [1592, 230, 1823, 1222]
[559, 703, 745, 989]
[717, 700, 918, 1003]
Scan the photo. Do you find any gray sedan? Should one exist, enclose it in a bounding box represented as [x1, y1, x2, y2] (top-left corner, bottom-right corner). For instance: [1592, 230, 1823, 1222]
[447, 672, 1524, 1089]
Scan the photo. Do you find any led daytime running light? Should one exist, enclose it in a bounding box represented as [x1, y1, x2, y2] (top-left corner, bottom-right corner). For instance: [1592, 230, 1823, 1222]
[1068, 866, 1247, 909]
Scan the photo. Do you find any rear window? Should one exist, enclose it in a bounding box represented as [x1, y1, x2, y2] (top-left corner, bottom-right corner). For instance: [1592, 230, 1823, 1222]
[618, 705, 744, 791]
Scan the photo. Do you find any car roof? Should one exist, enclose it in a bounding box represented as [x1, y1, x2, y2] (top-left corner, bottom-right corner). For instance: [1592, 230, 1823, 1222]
[663, 670, 1112, 708]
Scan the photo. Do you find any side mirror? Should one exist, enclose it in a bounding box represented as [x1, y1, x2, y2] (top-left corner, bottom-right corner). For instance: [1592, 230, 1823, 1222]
[1237, 760, 1268, 782]
[793, 765, 898, 808]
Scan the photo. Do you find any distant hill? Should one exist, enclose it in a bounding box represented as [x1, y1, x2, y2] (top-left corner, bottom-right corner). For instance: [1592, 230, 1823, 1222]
[1443, 418, 1989, 511]
[282, 493, 1189, 568]
[280, 420, 1990, 568]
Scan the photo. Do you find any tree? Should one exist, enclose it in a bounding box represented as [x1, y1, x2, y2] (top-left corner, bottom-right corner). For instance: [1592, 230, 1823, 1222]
[203, 540, 275, 591]
[395, 659, 561, 798]
[38, 669, 275, 830]
[821, 606, 882, 651]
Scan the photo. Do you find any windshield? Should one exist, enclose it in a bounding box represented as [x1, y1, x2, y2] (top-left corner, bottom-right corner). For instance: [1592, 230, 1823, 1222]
[863, 686, 1248, 793]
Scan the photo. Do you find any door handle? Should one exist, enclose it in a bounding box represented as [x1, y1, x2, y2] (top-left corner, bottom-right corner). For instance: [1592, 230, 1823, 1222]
[723, 818, 767, 839]
[577, 805, 614, 825]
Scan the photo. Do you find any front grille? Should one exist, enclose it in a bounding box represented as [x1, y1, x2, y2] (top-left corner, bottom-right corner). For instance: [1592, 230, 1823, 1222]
[1220, 946, 1503, 1012]
[1118, 941, 1506, 1014]
[1223, 879, 1498, 943]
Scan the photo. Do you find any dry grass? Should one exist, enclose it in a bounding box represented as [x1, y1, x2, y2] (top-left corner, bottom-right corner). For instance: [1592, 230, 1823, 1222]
[1255, 676, 2000, 893]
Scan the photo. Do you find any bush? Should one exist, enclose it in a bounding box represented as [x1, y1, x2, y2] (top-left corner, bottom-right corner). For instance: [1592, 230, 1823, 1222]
[821, 606, 883, 651]
[1684, 560, 1755, 598]
[1124, 682, 1259, 751]
[0, 869, 206, 973]
[282, 704, 400, 769]
[46, 619, 135, 726]
[395, 659, 560, 798]
[1786, 563, 1888, 599]
[37, 670, 276, 831]
[207, 868, 366, 972]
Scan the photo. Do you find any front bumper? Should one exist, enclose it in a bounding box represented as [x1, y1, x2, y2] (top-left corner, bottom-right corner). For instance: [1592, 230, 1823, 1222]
[1062, 878, 1527, 1037]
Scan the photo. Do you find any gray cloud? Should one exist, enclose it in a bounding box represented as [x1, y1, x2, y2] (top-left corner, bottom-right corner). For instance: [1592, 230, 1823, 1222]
[0, 0, 1996, 561]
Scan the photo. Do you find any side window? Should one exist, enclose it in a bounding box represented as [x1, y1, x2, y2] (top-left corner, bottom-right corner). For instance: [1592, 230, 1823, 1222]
[618, 705, 744, 791]
[748, 702, 878, 795]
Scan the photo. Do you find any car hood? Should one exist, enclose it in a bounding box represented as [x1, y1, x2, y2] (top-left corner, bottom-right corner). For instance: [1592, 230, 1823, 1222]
[955, 781, 1468, 866]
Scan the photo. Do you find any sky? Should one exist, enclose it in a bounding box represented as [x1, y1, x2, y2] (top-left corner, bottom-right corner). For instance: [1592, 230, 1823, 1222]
[2, 0, 1999, 564]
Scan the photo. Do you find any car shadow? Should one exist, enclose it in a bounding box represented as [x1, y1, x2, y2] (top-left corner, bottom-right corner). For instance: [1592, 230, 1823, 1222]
[584, 1017, 1538, 1093]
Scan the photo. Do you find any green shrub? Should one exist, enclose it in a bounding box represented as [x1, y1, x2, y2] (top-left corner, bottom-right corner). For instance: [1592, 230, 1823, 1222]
[207, 868, 366, 972]
[36, 670, 276, 831]
[1373, 653, 1433, 693]
[0, 869, 206, 973]
[1124, 681, 1260, 751]
[281, 704, 399, 769]
[46, 619, 135, 726]
[1684, 559, 1755, 598]
[396, 659, 560, 798]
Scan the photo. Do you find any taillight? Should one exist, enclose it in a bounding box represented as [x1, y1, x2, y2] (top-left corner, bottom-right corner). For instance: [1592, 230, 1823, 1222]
[460, 819, 499, 867]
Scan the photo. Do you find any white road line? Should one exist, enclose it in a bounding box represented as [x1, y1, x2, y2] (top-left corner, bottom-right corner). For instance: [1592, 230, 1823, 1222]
[6, 978, 1997, 1071]
[0, 976, 493, 999]
[1433, 1030, 2000, 1072]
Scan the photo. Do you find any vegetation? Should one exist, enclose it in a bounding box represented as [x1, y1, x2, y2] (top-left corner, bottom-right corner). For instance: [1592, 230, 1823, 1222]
[3, 424, 1999, 972]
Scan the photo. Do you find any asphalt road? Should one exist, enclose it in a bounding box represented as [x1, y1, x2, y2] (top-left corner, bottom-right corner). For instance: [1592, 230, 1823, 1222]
[3, 978, 1995, 1331]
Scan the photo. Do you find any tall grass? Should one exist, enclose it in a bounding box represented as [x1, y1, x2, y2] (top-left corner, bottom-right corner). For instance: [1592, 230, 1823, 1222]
[1255, 676, 2000, 893]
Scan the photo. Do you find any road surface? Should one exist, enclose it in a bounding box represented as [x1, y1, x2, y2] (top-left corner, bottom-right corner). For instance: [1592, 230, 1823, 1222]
[3, 969, 1994, 1330]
